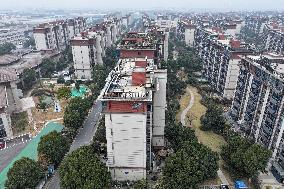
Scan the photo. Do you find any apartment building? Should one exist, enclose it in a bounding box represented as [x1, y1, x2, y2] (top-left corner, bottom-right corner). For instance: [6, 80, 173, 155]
[263, 22, 284, 55]
[71, 19, 121, 80]
[99, 31, 167, 181]
[195, 27, 253, 99]
[229, 53, 284, 181]
[33, 17, 86, 52]
[0, 28, 28, 46]
[0, 69, 20, 139]
[244, 16, 268, 35]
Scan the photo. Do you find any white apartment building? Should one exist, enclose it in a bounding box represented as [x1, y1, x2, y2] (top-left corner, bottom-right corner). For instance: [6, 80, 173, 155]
[195, 27, 254, 99]
[99, 57, 167, 181]
[229, 53, 284, 182]
[0, 69, 21, 139]
[33, 17, 86, 52]
[184, 24, 196, 47]
[0, 28, 28, 46]
[71, 19, 121, 80]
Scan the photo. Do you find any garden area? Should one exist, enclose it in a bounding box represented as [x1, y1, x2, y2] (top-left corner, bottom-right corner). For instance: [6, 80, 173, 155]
[10, 111, 30, 135]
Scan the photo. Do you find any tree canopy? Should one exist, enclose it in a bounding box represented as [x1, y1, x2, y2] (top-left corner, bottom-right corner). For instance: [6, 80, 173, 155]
[22, 68, 37, 90]
[221, 135, 272, 178]
[0, 43, 16, 55]
[5, 157, 44, 189]
[63, 97, 92, 130]
[162, 141, 219, 189]
[38, 131, 70, 166]
[59, 146, 111, 189]
[57, 87, 71, 99]
[201, 104, 226, 134]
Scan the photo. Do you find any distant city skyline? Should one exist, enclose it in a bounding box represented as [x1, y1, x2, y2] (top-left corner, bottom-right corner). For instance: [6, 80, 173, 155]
[1, 0, 284, 11]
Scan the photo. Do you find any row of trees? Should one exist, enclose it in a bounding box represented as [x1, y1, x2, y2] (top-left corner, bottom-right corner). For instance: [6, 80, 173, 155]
[173, 35, 273, 185]
[6, 131, 70, 189]
[0, 42, 16, 55]
[161, 38, 219, 188]
[163, 34, 272, 188]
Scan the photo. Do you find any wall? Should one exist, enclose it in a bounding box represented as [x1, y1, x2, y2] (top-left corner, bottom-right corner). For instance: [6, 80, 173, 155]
[34, 33, 47, 50]
[152, 71, 167, 148]
[105, 113, 147, 181]
[72, 45, 92, 80]
[185, 28, 195, 47]
[224, 59, 241, 99]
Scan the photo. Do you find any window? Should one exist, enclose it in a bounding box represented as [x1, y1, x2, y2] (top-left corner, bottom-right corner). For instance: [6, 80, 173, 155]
[110, 129, 113, 135]
[138, 51, 141, 55]
[112, 143, 114, 150]
[0, 118, 3, 125]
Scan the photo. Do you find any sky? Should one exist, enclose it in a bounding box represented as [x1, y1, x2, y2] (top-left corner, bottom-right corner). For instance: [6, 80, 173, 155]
[0, 0, 284, 11]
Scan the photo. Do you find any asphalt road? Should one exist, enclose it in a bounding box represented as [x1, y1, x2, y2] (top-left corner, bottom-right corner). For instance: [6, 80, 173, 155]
[44, 101, 103, 189]
[0, 143, 28, 172]
[0, 134, 31, 172]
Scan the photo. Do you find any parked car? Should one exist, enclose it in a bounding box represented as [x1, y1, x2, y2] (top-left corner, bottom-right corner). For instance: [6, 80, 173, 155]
[0, 138, 5, 149]
[220, 184, 229, 189]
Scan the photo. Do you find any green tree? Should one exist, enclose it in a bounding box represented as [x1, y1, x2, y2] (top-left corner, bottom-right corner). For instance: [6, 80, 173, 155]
[5, 157, 44, 189]
[92, 64, 108, 89]
[201, 104, 226, 134]
[163, 141, 219, 189]
[221, 135, 272, 178]
[0, 42, 16, 55]
[63, 97, 92, 130]
[57, 75, 65, 84]
[22, 68, 37, 89]
[23, 37, 36, 48]
[165, 122, 197, 151]
[75, 82, 80, 91]
[57, 87, 71, 99]
[59, 146, 111, 189]
[133, 179, 148, 189]
[38, 131, 69, 166]
[41, 58, 56, 78]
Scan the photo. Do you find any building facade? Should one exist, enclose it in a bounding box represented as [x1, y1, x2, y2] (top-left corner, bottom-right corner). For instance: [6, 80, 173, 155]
[99, 31, 168, 181]
[263, 23, 284, 55]
[229, 54, 284, 182]
[71, 19, 122, 80]
[34, 17, 86, 52]
[0, 69, 21, 139]
[195, 27, 253, 99]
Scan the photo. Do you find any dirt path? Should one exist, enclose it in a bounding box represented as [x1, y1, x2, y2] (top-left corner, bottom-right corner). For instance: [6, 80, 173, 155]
[180, 88, 195, 126]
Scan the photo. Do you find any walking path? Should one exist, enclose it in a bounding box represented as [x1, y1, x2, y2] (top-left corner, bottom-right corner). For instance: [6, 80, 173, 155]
[180, 87, 195, 126]
[179, 87, 230, 185]
[217, 169, 229, 185]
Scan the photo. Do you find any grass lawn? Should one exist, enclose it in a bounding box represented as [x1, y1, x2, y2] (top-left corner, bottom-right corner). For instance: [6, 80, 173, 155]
[10, 111, 29, 135]
[186, 86, 227, 153]
[177, 85, 236, 185]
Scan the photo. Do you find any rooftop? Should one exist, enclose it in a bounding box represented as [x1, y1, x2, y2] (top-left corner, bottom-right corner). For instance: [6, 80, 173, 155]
[117, 32, 158, 50]
[99, 58, 158, 102]
[0, 69, 17, 83]
[246, 53, 284, 79]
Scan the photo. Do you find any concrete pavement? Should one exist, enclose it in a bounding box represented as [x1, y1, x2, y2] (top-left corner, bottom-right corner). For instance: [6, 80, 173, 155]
[181, 88, 195, 126]
[44, 101, 103, 189]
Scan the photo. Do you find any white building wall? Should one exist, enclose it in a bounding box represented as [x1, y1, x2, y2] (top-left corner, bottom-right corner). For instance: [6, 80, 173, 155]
[226, 28, 237, 37]
[72, 45, 92, 80]
[164, 32, 169, 61]
[223, 59, 241, 99]
[152, 71, 167, 148]
[184, 28, 195, 47]
[68, 25, 75, 39]
[34, 33, 47, 50]
[105, 113, 147, 181]
[236, 23, 242, 35]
